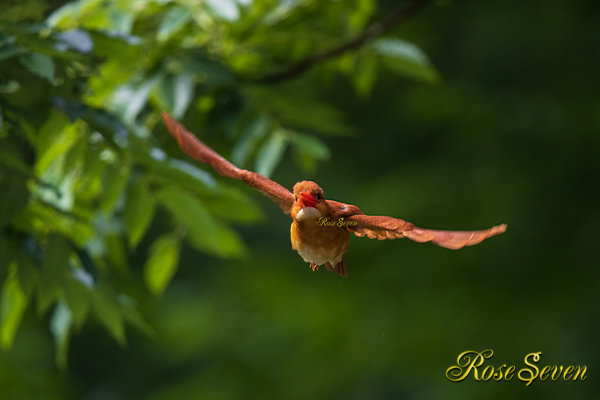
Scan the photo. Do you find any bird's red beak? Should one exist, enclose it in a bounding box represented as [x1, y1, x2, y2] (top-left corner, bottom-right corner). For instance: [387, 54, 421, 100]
[299, 191, 318, 209]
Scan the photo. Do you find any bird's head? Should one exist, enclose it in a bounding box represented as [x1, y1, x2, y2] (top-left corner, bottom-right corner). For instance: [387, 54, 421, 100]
[293, 181, 325, 208]
[292, 181, 328, 221]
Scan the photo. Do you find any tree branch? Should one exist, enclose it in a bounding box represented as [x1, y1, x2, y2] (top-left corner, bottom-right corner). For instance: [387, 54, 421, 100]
[257, 0, 435, 83]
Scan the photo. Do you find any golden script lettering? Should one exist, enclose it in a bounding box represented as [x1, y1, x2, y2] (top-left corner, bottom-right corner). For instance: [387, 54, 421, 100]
[446, 350, 586, 384]
[316, 217, 358, 227]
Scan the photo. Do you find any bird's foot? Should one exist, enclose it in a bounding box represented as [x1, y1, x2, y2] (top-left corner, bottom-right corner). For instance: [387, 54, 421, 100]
[310, 262, 321, 272]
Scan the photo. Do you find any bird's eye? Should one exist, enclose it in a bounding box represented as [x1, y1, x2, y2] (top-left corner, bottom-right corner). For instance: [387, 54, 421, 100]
[316, 194, 321, 200]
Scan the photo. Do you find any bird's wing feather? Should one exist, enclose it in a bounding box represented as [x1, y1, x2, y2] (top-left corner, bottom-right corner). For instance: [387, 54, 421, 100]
[345, 214, 507, 249]
[163, 112, 295, 216]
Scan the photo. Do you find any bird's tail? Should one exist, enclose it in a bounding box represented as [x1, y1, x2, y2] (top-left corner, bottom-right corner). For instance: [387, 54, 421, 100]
[325, 260, 347, 277]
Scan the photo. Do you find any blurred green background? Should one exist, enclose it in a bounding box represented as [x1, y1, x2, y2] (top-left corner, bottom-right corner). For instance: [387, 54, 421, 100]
[0, 0, 598, 399]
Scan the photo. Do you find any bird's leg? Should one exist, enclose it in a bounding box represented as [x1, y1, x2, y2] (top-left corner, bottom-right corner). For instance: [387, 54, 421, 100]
[310, 262, 320, 272]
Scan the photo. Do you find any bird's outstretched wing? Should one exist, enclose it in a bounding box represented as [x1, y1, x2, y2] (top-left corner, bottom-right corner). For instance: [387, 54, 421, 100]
[345, 214, 506, 249]
[163, 112, 295, 216]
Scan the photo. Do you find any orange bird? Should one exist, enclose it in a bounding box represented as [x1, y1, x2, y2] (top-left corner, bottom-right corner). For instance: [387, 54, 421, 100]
[162, 113, 506, 277]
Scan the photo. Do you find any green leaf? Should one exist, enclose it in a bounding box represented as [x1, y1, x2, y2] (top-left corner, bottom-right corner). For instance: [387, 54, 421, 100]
[0, 140, 34, 175]
[46, 2, 80, 29]
[38, 234, 71, 314]
[129, 140, 218, 197]
[290, 132, 330, 172]
[50, 300, 73, 369]
[35, 109, 76, 175]
[157, 186, 245, 258]
[117, 298, 153, 336]
[203, 185, 264, 224]
[255, 130, 287, 178]
[154, 73, 195, 119]
[352, 53, 379, 97]
[55, 29, 94, 53]
[124, 179, 156, 247]
[0, 46, 21, 61]
[172, 73, 195, 118]
[144, 234, 181, 295]
[205, 0, 240, 21]
[15, 251, 38, 298]
[265, 0, 304, 24]
[106, 235, 128, 273]
[245, 85, 352, 135]
[157, 6, 192, 43]
[90, 289, 126, 346]
[112, 78, 157, 125]
[101, 162, 130, 213]
[63, 275, 90, 329]
[290, 132, 330, 160]
[232, 115, 271, 166]
[1, 265, 28, 349]
[372, 38, 440, 84]
[0, 234, 14, 285]
[18, 52, 55, 83]
[0, 174, 29, 230]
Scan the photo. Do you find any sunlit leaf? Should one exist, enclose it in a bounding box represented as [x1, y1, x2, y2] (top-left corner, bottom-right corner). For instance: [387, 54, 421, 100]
[106, 235, 128, 273]
[232, 115, 271, 166]
[168, 159, 216, 190]
[35, 108, 72, 166]
[352, 53, 379, 97]
[46, 1, 81, 29]
[372, 38, 440, 84]
[203, 185, 264, 224]
[112, 78, 158, 125]
[157, 186, 246, 257]
[172, 73, 195, 118]
[101, 162, 130, 213]
[144, 234, 181, 295]
[264, 0, 303, 24]
[18, 52, 55, 83]
[154, 73, 195, 119]
[124, 178, 156, 247]
[289, 131, 330, 172]
[129, 139, 218, 196]
[50, 300, 73, 369]
[1, 265, 27, 349]
[157, 6, 192, 43]
[55, 29, 94, 53]
[205, 0, 240, 21]
[255, 130, 287, 178]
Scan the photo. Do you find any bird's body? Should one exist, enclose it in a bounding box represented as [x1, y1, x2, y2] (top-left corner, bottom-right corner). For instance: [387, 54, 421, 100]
[162, 113, 507, 277]
[290, 181, 351, 275]
[291, 212, 349, 271]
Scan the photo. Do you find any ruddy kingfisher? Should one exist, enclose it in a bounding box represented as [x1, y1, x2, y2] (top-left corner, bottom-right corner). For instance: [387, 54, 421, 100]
[162, 113, 506, 277]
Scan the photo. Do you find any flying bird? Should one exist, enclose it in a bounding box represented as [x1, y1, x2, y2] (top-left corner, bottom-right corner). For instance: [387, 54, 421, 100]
[162, 113, 506, 277]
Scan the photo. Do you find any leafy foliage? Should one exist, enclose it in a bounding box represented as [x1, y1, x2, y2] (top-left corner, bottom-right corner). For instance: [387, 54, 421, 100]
[0, 0, 437, 365]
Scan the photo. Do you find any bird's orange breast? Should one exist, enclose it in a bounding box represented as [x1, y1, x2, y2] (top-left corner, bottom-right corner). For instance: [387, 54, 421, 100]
[291, 217, 349, 266]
